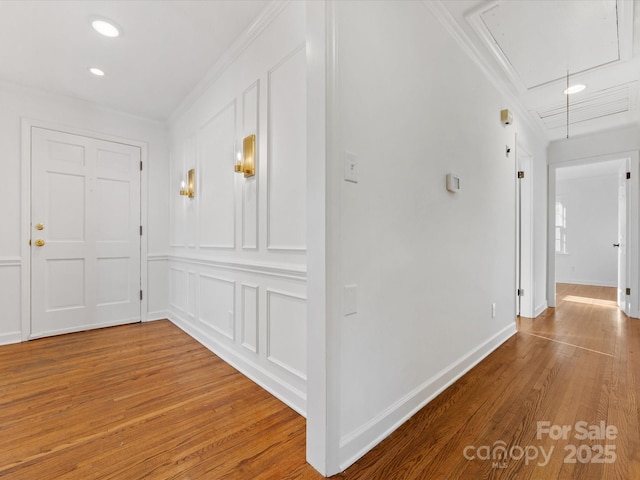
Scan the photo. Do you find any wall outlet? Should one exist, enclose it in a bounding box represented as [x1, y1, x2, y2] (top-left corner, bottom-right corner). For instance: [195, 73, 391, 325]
[491, 303, 496, 318]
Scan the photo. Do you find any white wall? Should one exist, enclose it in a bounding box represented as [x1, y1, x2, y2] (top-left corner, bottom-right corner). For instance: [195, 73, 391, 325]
[548, 125, 640, 163]
[556, 174, 619, 286]
[310, 1, 548, 473]
[0, 81, 169, 345]
[167, 2, 308, 415]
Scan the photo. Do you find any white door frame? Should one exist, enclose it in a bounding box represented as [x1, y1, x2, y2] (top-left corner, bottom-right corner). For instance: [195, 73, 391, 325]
[516, 141, 534, 317]
[20, 118, 150, 341]
[547, 151, 640, 318]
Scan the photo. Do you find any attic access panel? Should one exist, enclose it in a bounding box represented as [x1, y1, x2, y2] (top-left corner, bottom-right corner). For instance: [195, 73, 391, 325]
[471, 0, 622, 90]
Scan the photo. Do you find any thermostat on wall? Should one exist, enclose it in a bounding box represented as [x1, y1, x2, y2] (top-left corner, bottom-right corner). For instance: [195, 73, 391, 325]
[446, 173, 460, 193]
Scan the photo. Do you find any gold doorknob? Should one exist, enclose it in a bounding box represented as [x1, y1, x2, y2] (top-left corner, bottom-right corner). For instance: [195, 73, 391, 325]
[35, 223, 44, 231]
[34, 239, 45, 247]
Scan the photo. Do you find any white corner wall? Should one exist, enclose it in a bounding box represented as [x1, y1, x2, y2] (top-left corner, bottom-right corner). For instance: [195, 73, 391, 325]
[316, 1, 548, 472]
[556, 175, 619, 287]
[0, 81, 169, 346]
[167, 2, 308, 415]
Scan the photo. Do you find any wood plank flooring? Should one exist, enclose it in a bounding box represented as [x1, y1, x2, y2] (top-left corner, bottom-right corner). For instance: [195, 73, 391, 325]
[1, 283, 638, 479]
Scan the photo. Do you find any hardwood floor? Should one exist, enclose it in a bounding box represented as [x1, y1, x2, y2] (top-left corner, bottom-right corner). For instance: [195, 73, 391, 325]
[1, 283, 638, 479]
[331, 283, 640, 479]
[0, 321, 319, 479]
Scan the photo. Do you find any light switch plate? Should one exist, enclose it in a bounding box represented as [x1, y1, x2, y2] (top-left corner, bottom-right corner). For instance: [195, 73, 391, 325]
[344, 285, 358, 315]
[345, 152, 358, 183]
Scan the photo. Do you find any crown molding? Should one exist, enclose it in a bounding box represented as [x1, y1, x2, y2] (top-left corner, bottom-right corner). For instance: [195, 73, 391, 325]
[423, 0, 547, 143]
[168, 0, 289, 126]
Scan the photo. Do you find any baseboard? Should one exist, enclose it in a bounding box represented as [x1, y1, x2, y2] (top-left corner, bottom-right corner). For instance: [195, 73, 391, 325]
[534, 302, 548, 317]
[337, 322, 517, 472]
[556, 279, 617, 288]
[168, 311, 306, 417]
[0, 331, 23, 346]
[146, 311, 168, 322]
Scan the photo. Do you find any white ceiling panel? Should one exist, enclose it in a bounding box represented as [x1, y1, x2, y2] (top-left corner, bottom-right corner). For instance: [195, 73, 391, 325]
[477, 0, 620, 89]
[436, 0, 640, 141]
[535, 82, 637, 130]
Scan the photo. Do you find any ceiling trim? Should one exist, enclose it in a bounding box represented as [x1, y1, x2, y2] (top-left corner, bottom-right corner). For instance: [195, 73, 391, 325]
[465, 0, 528, 93]
[466, 0, 634, 93]
[168, 0, 289, 125]
[618, 0, 634, 61]
[423, 0, 546, 142]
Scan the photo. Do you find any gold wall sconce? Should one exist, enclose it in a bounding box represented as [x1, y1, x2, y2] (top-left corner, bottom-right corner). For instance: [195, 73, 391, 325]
[180, 168, 195, 198]
[234, 134, 256, 178]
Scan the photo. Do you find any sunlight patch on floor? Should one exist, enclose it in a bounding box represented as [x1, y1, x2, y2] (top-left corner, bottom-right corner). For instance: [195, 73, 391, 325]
[562, 295, 618, 308]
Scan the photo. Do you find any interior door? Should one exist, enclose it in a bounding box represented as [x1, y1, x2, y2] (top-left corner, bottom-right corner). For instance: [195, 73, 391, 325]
[31, 127, 141, 338]
[617, 160, 629, 313]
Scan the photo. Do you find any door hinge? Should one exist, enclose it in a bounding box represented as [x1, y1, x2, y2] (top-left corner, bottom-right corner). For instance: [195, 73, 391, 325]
[626, 287, 631, 296]
[140, 161, 143, 171]
[517, 171, 525, 179]
[517, 288, 524, 296]
[140, 225, 143, 236]
[140, 290, 143, 301]
[626, 172, 631, 180]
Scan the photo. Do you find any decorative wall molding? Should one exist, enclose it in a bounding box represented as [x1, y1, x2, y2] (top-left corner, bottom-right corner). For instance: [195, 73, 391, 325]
[147, 254, 169, 262]
[168, 267, 187, 312]
[337, 323, 517, 471]
[242, 80, 260, 251]
[168, 254, 306, 281]
[266, 43, 308, 253]
[198, 100, 237, 250]
[198, 274, 236, 340]
[0, 257, 21, 267]
[168, 0, 290, 125]
[266, 289, 307, 380]
[169, 309, 306, 416]
[241, 283, 259, 353]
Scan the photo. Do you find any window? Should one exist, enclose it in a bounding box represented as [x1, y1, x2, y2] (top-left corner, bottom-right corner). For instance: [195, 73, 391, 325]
[555, 198, 567, 254]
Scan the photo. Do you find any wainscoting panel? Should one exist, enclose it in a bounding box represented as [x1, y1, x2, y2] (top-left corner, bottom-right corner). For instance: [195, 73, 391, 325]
[198, 274, 235, 340]
[266, 289, 307, 380]
[147, 255, 168, 321]
[170, 134, 197, 248]
[167, 256, 307, 415]
[242, 81, 259, 250]
[198, 101, 236, 249]
[169, 267, 187, 313]
[166, 1, 307, 417]
[267, 45, 307, 252]
[187, 272, 197, 318]
[0, 260, 22, 344]
[241, 283, 259, 353]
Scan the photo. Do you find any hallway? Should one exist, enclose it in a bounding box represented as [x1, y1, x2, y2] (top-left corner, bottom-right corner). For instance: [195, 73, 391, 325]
[1, 284, 637, 479]
[334, 283, 640, 479]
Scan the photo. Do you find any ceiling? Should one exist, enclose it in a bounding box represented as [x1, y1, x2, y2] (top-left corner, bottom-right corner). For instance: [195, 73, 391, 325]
[0, 0, 271, 121]
[438, 0, 640, 142]
[0, 0, 638, 140]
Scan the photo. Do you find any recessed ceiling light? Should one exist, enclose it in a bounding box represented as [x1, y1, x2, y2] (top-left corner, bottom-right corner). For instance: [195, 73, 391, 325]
[91, 19, 120, 38]
[564, 84, 586, 95]
[89, 67, 105, 77]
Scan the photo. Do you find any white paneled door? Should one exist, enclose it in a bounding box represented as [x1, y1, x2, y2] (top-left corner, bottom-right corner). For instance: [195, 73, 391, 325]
[30, 127, 141, 338]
